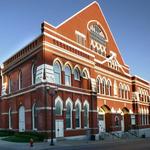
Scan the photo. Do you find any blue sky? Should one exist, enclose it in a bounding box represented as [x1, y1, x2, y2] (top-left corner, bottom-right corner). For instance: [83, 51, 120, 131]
[0, 0, 149, 81]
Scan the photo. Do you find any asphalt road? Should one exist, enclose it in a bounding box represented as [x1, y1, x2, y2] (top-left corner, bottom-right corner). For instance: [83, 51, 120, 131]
[0, 138, 150, 150]
[49, 139, 150, 150]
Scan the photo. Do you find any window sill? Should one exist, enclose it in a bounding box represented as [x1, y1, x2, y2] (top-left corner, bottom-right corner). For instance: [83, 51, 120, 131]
[66, 128, 72, 130]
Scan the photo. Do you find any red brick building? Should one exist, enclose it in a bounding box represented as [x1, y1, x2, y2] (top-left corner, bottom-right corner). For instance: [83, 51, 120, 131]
[0, 1, 150, 140]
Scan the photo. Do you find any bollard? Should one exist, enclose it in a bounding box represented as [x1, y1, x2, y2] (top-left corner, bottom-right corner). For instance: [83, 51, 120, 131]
[30, 138, 34, 147]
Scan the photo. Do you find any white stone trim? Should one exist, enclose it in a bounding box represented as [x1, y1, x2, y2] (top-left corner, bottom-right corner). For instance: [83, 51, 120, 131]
[43, 32, 95, 58]
[44, 42, 94, 66]
[97, 96, 132, 104]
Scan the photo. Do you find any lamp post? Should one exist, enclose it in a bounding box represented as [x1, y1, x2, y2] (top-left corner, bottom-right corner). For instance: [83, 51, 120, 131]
[46, 86, 58, 146]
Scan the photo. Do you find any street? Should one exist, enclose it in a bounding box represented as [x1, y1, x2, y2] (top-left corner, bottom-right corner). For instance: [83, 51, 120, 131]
[0, 138, 150, 150]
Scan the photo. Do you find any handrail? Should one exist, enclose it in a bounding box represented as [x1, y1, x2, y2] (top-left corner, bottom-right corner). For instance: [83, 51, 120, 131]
[99, 126, 121, 139]
[128, 130, 139, 137]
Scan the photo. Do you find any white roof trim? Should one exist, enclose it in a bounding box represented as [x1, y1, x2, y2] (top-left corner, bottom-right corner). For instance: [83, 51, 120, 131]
[56, 1, 98, 28]
[134, 75, 150, 84]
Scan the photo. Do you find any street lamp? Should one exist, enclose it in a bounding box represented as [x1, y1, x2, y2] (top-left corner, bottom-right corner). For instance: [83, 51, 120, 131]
[46, 86, 58, 146]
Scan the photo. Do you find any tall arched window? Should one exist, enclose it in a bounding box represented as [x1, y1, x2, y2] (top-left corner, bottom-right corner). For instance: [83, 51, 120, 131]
[8, 77, 12, 94]
[55, 100, 62, 116]
[122, 85, 126, 99]
[107, 80, 111, 96]
[32, 104, 38, 130]
[75, 103, 81, 128]
[119, 84, 122, 98]
[64, 65, 71, 86]
[127, 86, 130, 99]
[96, 78, 100, 94]
[74, 68, 80, 80]
[66, 102, 72, 129]
[102, 79, 106, 95]
[19, 71, 23, 90]
[84, 102, 89, 128]
[53, 62, 61, 85]
[9, 108, 12, 129]
[125, 86, 128, 99]
[32, 64, 36, 85]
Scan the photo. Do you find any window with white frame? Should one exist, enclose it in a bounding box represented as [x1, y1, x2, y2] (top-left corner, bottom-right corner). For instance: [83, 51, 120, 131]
[89, 23, 107, 56]
[53, 62, 61, 85]
[55, 100, 62, 116]
[66, 102, 72, 129]
[64, 65, 71, 86]
[119, 84, 122, 98]
[75, 103, 81, 128]
[131, 114, 136, 125]
[32, 104, 38, 130]
[84, 103, 89, 128]
[75, 31, 86, 46]
[18, 71, 23, 90]
[74, 68, 80, 80]
[107, 80, 111, 96]
[32, 64, 36, 85]
[8, 77, 12, 94]
[102, 79, 106, 95]
[9, 108, 12, 129]
[96, 78, 100, 93]
[82, 70, 88, 79]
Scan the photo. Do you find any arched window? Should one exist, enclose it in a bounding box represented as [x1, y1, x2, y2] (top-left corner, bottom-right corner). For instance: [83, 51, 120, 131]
[53, 62, 61, 85]
[125, 86, 128, 99]
[32, 64, 36, 85]
[8, 77, 12, 94]
[19, 71, 23, 90]
[127, 86, 130, 99]
[84, 102, 89, 128]
[96, 78, 100, 93]
[9, 108, 12, 129]
[75, 103, 81, 128]
[74, 68, 80, 80]
[32, 104, 38, 130]
[66, 102, 72, 129]
[107, 80, 111, 96]
[102, 79, 106, 95]
[64, 65, 71, 86]
[55, 101, 62, 116]
[82, 70, 88, 79]
[119, 84, 122, 98]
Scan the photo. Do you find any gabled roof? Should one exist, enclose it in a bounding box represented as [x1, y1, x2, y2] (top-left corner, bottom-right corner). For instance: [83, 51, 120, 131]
[52, 1, 129, 69]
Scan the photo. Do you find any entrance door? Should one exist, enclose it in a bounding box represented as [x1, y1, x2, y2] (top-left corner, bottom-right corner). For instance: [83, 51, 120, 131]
[98, 114, 105, 133]
[55, 120, 64, 138]
[121, 115, 124, 131]
[19, 106, 25, 132]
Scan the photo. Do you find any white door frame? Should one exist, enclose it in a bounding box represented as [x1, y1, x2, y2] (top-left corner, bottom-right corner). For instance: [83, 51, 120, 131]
[121, 112, 124, 132]
[98, 109, 106, 133]
[19, 106, 25, 132]
[55, 119, 64, 138]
